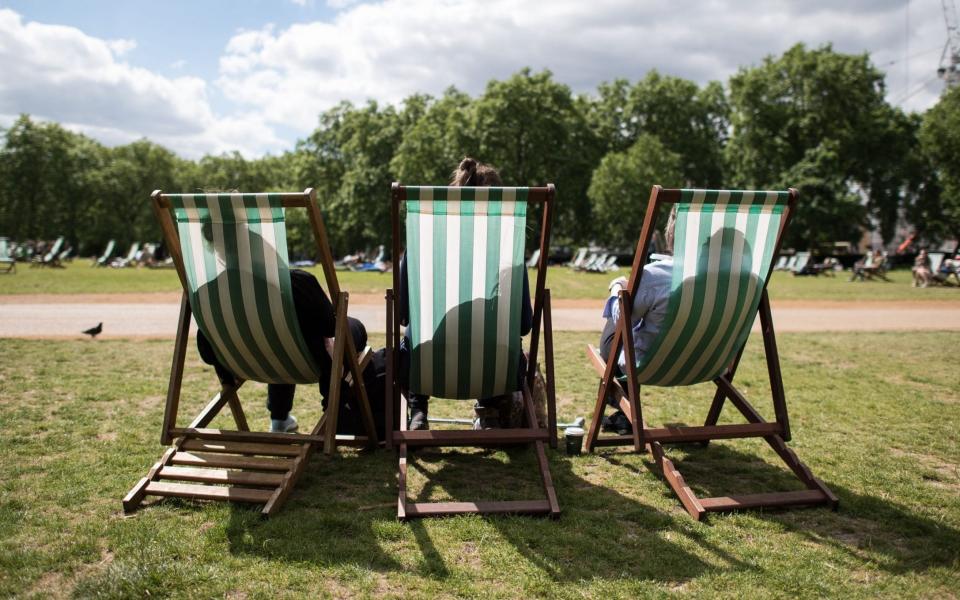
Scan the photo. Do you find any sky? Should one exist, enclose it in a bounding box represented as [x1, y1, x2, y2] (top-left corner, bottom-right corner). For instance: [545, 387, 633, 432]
[0, 0, 952, 158]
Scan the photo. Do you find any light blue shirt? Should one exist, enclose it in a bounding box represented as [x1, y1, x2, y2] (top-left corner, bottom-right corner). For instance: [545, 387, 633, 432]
[602, 257, 673, 370]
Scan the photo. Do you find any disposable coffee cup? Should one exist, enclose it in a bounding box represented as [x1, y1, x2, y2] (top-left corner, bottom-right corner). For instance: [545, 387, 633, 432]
[564, 427, 585, 456]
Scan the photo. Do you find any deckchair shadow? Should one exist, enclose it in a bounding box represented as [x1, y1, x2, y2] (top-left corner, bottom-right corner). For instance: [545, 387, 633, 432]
[386, 184, 560, 520]
[123, 189, 378, 518]
[585, 187, 837, 521]
[402, 451, 748, 583]
[652, 441, 960, 574]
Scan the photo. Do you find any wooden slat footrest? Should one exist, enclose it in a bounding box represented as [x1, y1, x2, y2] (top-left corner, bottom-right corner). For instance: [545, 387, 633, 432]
[394, 428, 548, 447]
[158, 465, 284, 487]
[181, 440, 303, 457]
[170, 451, 293, 472]
[170, 427, 321, 444]
[699, 489, 830, 512]
[405, 499, 552, 518]
[144, 481, 274, 504]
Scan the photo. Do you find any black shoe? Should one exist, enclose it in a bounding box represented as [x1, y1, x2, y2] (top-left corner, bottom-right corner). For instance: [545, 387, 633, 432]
[408, 407, 429, 430]
[601, 410, 633, 435]
[473, 406, 500, 430]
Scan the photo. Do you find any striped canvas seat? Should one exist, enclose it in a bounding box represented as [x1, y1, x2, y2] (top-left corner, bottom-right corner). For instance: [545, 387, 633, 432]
[403, 186, 529, 399]
[632, 189, 789, 387]
[169, 193, 320, 385]
[585, 186, 837, 520]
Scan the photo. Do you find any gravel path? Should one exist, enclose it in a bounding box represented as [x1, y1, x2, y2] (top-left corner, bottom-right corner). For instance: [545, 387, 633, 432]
[2, 295, 958, 339]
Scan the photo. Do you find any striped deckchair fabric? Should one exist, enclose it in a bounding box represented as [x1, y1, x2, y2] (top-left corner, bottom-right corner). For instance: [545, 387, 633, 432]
[585, 185, 837, 520]
[168, 193, 319, 385]
[401, 186, 528, 399]
[631, 189, 789, 387]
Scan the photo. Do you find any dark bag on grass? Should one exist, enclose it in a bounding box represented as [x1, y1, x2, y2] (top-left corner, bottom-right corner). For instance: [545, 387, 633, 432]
[323, 348, 387, 440]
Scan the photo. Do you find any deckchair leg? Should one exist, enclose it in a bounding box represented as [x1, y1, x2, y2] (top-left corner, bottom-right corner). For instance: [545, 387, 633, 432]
[397, 392, 409, 520]
[385, 289, 395, 449]
[649, 441, 706, 520]
[543, 290, 557, 449]
[324, 297, 349, 456]
[523, 382, 560, 517]
[223, 384, 249, 432]
[160, 294, 191, 445]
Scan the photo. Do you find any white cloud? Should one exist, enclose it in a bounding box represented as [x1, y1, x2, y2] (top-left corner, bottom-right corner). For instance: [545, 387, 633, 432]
[0, 2, 950, 158]
[107, 38, 136, 56]
[0, 8, 283, 157]
[218, 0, 949, 136]
[169, 59, 187, 70]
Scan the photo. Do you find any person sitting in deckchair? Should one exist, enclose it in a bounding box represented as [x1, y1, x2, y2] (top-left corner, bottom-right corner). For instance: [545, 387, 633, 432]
[398, 157, 533, 431]
[597, 206, 676, 435]
[193, 221, 370, 433]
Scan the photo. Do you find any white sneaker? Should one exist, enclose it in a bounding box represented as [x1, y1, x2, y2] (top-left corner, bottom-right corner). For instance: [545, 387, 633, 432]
[270, 415, 299, 433]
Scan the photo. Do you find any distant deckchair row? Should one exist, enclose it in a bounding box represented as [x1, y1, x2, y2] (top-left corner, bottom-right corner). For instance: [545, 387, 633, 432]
[30, 236, 65, 268]
[0, 237, 16, 274]
[124, 184, 834, 524]
[568, 248, 619, 273]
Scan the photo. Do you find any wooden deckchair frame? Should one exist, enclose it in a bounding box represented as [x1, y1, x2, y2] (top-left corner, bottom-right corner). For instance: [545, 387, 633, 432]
[123, 188, 378, 518]
[386, 183, 560, 520]
[584, 186, 837, 521]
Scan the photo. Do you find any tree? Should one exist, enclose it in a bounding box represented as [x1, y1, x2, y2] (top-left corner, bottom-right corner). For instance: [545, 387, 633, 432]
[727, 43, 906, 247]
[587, 134, 683, 250]
[590, 72, 728, 187]
[919, 85, 960, 240]
[391, 88, 476, 185]
[473, 69, 601, 243]
[296, 101, 403, 255]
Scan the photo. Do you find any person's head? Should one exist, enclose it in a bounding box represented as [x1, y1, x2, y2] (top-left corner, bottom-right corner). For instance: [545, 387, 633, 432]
[919, 249, 928, 257]
[664, 205, 677, 254]
[450, 157, 502, 187]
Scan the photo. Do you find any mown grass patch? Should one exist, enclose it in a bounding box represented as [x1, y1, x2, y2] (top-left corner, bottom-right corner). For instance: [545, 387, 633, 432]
[1, 331, 958, 597]
[3, 262, 959, 304]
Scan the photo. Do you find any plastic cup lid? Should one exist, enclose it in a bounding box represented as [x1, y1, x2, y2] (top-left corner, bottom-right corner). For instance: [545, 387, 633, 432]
[564, 427, 585, 436]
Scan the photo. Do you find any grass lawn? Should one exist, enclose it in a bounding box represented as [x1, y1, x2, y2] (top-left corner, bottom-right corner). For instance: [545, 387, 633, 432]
[1, 331, 958, 598]
[3, 261, 960, 303]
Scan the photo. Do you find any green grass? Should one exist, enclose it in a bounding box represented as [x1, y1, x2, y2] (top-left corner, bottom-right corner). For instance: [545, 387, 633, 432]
[1, 331, 958, 598]
[4, 261, 960, 303]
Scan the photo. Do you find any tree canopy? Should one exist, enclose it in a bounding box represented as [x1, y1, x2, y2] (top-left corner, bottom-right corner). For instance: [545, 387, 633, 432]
[1, 45, 954, 259]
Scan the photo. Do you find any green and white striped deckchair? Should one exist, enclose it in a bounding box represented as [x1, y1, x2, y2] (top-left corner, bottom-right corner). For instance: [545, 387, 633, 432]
[94, 239, 116, 267]
[123, 189, 377, 519]
[33, 236, 63, 267]
[113, 242, 140, 268]
[388, 183, 560, 520]
[169, 195, 319, 385]
[0, 237, 15, 274]
[404, 186, 529, 400]
[585, 186, 837, 521]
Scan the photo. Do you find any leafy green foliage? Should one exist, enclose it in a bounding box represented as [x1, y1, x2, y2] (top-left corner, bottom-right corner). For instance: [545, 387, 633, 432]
[588, 134, 683, 249]
[0, 48, 947, 257]
[918, 85, 960, 241]
[727, 44, 917, 248]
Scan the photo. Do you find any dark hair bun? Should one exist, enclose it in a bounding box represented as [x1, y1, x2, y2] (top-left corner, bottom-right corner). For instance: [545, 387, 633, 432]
[458, 157, 477, 173]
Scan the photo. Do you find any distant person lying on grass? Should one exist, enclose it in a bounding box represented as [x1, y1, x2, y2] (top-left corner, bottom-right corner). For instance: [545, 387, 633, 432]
[596, 207, 676, 435]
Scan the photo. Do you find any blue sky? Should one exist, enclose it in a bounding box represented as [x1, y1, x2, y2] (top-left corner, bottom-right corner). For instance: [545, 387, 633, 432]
[0, 0, 949, 158]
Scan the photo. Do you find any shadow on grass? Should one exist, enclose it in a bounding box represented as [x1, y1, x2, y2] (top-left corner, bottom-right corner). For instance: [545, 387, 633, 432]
[408, 447, 751, 583]
[223, 449, 404, 571]
[220, 440, 746, 584]
[600, 439, 960, 575]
